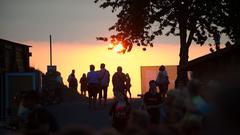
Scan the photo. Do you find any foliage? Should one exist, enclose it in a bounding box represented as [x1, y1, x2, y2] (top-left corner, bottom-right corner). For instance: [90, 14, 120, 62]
[95, 0, 239, 86]
[220, 0, 240, 43]
[95, 0, 238, 50]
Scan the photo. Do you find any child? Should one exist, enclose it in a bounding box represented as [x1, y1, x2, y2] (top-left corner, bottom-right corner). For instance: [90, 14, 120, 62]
[80, 73, 87, 96]
[109, 92, 131, 132]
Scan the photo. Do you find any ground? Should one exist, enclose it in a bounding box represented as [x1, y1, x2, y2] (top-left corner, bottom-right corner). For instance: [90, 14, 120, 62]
[0, 90, 141, 134]
[47, 93, 112, 129]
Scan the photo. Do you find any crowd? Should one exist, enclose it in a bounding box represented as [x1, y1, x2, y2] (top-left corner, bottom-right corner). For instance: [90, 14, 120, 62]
[67, 63, 132, 110]
[55, 77, 239, 135]
[8, 64, 239, 135]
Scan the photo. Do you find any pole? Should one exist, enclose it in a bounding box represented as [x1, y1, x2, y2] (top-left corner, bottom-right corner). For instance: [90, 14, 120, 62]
[50, 35, 52, 66]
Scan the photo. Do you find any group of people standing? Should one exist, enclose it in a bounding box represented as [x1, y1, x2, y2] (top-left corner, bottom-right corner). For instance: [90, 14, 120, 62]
[66, 63, 132, 110]
[142, 65, 170, 125]
[112, 66, 132, 99]
[109, 65, 170, 132]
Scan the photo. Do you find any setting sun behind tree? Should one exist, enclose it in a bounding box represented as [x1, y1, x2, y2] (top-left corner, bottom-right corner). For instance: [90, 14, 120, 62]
[108, 42, 125, 53]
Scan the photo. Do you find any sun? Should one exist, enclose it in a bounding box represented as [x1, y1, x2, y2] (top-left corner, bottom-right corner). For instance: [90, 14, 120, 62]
[113, 43, 124, 53]
[108, 42, 125, 53]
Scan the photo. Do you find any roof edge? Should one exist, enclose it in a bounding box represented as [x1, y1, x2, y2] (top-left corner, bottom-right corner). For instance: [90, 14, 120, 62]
[0, 38, 32, 47]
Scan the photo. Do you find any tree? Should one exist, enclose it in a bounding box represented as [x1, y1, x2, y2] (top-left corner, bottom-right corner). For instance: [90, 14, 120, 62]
[95, 0, 237, 87]
[221, 0, 240, 43]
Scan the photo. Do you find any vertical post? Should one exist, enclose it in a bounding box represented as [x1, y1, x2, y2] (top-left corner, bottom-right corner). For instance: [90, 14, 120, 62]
[50, 35, 52, 66]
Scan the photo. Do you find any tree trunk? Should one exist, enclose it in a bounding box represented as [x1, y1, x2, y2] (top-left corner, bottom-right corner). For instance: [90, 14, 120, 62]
[175, 14, 190, 88]
[175, 44, 189, 88]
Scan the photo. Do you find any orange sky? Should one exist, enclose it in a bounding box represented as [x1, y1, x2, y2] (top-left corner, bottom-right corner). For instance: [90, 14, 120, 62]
[27, 41, 210, 98]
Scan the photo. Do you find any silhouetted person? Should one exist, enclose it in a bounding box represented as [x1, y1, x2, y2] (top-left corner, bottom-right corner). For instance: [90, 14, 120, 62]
[87, 65, 99, 110]
[80, 73, 87, 97]
[56, 72, 63, 89]
[186, 79, 210, 117]
[210, 47, 215, 53]
[18, 91, 36, 127]
[54, 72, 64, 103]
[143, 80, 163, 125]
[20, 91, 59, 135]
[225, 41, 232, 48]
[98, 63, 110, 105]
[112, 66, 126, 97]
[156, 65, 169, 98]
[213, 31, 221, 51]
[67, 69, 78, 91]
[160, 89, 186, 126]
[125, 73, 132, 99]
[109, 92, 131, 133]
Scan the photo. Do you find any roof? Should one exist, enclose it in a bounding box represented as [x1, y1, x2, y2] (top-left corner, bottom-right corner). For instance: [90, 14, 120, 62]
[187, 44, 240, 70]
[0, 38, 32, 48]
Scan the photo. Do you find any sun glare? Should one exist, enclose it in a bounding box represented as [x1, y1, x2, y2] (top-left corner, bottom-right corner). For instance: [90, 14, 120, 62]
[113, 43, 124, 53]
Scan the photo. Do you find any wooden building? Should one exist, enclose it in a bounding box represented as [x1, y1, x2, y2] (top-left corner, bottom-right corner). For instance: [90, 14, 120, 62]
[187, 44, 240, 83]
[0, 38, 32, 73]
[0, 39, 32, 120]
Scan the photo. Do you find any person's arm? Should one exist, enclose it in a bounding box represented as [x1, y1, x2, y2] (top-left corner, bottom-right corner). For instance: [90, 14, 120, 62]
[112, 74, 116, 86]
[67, 75, 70, 82]
[129, 77, 131, 86]
[124, 74, 127, 83]
[166, 76, 170, 84]
[107, 71, 110, 84]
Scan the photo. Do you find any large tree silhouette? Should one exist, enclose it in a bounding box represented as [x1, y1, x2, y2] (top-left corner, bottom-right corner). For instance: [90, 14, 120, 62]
[95, 0, 238, 87]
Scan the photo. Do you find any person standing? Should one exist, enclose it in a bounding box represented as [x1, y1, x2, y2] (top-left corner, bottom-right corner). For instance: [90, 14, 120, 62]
[67, 69, 78, 91]
[125, 73, 132, 99]
[143, 80, 163, 125]
[87, 65, 99, 110]
[213, 31, 221, 51]
[19, 91, 59, 134]
[79, 73, 87, 97]
[156, 65, 169, 97]
[112, 66, 126, 97]
[55, 72, 63, 103]
[98, 63, 110, 105]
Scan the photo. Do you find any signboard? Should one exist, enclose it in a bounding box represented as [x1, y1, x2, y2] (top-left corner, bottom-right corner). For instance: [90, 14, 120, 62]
[140, 65, 177, 94]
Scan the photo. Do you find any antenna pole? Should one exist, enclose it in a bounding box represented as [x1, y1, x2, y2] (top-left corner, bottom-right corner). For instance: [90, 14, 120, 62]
[50, 35, 52, 66]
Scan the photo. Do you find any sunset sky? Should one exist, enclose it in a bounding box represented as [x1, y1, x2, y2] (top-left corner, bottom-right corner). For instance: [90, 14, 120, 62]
[1, 0, 216, 98]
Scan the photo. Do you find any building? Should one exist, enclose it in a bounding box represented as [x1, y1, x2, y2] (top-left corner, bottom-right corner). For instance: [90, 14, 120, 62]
[0, 39, 33, 120]
[187, 44, 240, 83]
[0, 38, 32, 73]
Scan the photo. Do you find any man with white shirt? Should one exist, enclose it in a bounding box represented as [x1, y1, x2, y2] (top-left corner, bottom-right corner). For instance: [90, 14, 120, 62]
[87, 64, 99, 110]
[98, 63, 110, 105]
